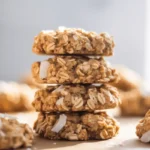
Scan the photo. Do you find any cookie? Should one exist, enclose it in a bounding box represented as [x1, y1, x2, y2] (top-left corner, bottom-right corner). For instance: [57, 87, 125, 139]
[0, 114, 34, 149]
[119, 89, 143, 116]
[32, 84, 120, 112]
[136, 110, 150, 143]
[111, 65, 142, 91]
[32, 27, 114, 56]
[0, 82, 36, 112]
[119, 84, 150, 116]
[32, 56, 118, 84]
[34, 112, 119, 140]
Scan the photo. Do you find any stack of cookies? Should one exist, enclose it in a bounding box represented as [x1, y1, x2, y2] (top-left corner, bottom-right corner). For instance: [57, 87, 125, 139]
[31, 27, 120, 140]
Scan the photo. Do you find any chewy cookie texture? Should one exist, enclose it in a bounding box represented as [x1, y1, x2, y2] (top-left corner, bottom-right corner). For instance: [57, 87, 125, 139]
[32, 27, 114, 55]
[0, 114, 34, 149]
[136, 110, 150, 143]
[34, 112, 119, 140]
[32, 84, 120, 112]
[32, 56, 118, 84]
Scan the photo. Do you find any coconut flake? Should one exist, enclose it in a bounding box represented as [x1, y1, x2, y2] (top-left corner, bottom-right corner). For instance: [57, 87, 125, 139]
[140, 130, 150, 143]
[39, 61, 50, 79]
[51, 114, 67, 133]
[92, 83, 103, 87]
[56, 97, 64, 106]
[52, 85, 64, 93]
[88, 56, 100, 59]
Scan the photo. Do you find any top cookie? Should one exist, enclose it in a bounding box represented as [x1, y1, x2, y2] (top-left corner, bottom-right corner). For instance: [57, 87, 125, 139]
[32, 27, 115, 56]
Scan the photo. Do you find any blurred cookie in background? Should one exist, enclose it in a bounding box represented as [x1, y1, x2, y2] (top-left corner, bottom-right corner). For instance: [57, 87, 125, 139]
[19, 73, 45, 89]
[111, 65, 142, 91]
[0, 114, 34, 149]
[120, 88, 150, 116]
[0, 81, 36, 112]
[111, 65, 150, 116]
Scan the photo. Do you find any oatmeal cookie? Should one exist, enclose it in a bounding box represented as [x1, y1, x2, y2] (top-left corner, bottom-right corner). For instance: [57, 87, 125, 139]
[34, 112, 119, 140]
[136, 110, 150, 143]
[32, 27, 114, 56]
[32, 56, 118, 84]
[111, 65, 142, 91]
[0, 114, 34, 149]
[120, 83, 150, 116]
[32, 84, 120, 112]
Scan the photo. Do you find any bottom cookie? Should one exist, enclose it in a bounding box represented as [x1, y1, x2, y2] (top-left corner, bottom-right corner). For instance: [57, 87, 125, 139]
[136, 109, 150, 143]
[34, 112, 119, 140]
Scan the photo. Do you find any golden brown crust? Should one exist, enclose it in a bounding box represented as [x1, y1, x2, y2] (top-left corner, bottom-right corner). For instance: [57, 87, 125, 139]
[32, 56, 118, 84]
[33, 112, 119, 140]
[0, 116, 34, 149]
[32, 84, 120, 112]
[32, 27, 114, 56]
